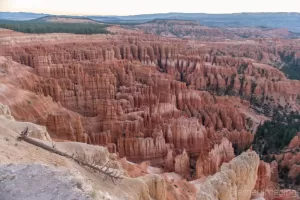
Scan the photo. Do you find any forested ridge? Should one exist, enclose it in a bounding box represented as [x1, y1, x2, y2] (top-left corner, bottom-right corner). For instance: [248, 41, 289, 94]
[0, 20, 109, 34]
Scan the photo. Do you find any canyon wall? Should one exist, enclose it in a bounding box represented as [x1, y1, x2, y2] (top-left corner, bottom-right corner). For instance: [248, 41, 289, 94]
[1, 28, 300, 181]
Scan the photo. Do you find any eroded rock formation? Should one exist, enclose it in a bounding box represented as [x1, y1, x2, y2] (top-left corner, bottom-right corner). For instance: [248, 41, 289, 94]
[174, 149, 190, 178]
[197, 151, 260, 200]
[196, 138, 235, 178]
[1, 25, 300, 199]
[254, 161, 271, 193]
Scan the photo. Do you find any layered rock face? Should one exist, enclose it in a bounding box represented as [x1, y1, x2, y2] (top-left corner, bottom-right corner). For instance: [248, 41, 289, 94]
[197, 151, 260, 200]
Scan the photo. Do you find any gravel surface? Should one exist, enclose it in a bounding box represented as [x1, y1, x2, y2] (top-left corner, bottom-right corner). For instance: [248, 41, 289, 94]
[0, 164, 93, 200]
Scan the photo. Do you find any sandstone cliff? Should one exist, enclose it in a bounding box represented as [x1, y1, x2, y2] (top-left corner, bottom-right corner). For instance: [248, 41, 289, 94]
[197, 151, 260, 200]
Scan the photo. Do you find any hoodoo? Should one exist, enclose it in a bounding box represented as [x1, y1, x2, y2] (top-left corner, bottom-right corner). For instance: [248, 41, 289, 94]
[1, 9, 300, 200]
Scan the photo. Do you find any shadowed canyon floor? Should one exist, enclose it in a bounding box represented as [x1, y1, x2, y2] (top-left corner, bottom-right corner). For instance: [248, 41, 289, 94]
[0, 25, 300, 200]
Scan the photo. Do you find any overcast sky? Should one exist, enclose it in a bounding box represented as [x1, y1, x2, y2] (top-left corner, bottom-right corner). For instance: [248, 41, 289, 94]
[1, 0, 300, 15]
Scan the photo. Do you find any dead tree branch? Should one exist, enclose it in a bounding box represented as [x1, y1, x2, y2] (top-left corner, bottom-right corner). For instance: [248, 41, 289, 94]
[17, 127, 123, 184]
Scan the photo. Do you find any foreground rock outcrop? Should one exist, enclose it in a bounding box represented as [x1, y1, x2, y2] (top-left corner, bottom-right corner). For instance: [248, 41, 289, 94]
[0, 164, 95, 200]
[197, 151, 260, 200]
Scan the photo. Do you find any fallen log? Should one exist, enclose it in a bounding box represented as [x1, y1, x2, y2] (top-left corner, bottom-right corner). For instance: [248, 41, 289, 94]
[17, 127, 123, 184]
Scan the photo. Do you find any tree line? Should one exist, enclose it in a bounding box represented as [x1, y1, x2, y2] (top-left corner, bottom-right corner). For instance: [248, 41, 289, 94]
[253, 109, 300, 156]
[0, 20, 110, 34]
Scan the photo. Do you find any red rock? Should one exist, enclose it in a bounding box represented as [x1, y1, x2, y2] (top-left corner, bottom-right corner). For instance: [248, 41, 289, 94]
[254, 161, 271, 192]
[1, 28, 299, 174]
[174, 149, 190, 178]
[288, 133, 300, 149]
[196, 138, 234, 178]
[164, 149, 175, 172]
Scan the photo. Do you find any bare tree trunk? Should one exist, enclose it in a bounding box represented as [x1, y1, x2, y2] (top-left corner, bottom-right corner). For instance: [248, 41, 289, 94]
[17, 128, 123, 184]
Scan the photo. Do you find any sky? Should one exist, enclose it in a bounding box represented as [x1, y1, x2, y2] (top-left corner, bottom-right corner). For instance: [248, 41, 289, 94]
[1, 0, 300, 16]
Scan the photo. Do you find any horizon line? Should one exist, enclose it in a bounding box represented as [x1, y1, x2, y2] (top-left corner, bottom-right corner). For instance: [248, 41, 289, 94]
[1, 10, 300, 17]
